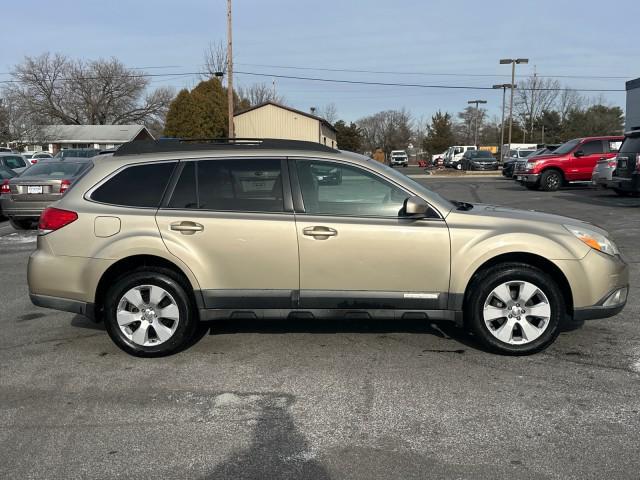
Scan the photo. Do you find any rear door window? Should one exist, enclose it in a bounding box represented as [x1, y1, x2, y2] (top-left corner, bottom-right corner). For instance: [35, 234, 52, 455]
[620, 136, 640, 154]
[91, 162, 177, 207]
[167, 159, 285, 212]
[580, 141, 605, 155]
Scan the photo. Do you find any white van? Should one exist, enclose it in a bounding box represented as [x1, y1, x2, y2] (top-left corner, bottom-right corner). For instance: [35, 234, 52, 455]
[501, 143, 537, 162]
[444, 146, 477, 169]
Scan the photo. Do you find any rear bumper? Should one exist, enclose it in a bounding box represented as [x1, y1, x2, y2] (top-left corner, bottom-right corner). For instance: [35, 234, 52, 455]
[608, 175, 640, 192]
[0, 197, 51, 217]
[30, 293, 95, 320]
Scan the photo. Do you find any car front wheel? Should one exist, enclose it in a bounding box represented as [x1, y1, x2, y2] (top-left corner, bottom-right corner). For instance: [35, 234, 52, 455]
[540, 170, 562, 191]
[466, 263, 564, 355]
[104, 268, 198, 357]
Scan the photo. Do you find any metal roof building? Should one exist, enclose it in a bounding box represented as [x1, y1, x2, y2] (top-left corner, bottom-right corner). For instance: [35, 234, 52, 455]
[234, 102, 338, 148]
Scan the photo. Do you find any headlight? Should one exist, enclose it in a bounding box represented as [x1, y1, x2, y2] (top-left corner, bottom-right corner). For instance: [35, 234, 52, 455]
[525, 161, 538, 170]
[564, 225, 619, 256]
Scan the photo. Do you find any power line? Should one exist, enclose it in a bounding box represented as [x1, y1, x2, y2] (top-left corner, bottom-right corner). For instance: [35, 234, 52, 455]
[0, 69, 626, 92]
[235, 62, 634, 80]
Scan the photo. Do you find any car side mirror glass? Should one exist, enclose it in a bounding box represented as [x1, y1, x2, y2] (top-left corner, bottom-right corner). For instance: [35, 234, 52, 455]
[403, 195, 429, 218]
[574, 150, 584, 157]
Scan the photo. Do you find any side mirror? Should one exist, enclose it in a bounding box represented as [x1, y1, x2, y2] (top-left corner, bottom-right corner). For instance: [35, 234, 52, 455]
[403, 196, 429, 218]
[574, 150, 584, 158]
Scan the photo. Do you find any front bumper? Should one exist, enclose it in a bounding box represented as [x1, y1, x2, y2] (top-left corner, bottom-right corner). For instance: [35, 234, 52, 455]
[514, 173, 540, 183]
[574, 286, 628, 321]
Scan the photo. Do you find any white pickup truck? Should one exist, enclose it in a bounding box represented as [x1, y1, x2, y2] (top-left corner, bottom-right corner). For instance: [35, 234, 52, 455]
[390, 150, 409, 167]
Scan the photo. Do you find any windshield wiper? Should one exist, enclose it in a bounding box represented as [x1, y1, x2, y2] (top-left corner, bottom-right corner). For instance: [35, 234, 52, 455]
[452, 200, 474, 211]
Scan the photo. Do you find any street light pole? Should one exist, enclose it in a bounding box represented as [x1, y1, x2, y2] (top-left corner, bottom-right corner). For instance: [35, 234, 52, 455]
[467, 100, 487, 147]
[500, 58, 529, 155]
[226, 0, 234, 138]
[493, 84, 512, 161]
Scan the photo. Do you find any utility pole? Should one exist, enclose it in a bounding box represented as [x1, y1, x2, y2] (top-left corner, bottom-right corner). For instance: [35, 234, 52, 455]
[226, 0, 234, 138]
[467, 99, 487, 147]
[493, 84, 514, 161]
[500, 58, 529, 153]
[530, 66, 537, 138]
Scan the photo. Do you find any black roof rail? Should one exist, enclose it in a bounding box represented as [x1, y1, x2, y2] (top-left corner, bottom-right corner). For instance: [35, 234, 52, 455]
[113, 138, 339, 156]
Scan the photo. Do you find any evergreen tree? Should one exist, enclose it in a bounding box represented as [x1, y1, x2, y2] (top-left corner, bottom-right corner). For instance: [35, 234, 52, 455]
[422, 111, 455, 155]
[334, 120, 363, 152]
[163, 79, 229, 139]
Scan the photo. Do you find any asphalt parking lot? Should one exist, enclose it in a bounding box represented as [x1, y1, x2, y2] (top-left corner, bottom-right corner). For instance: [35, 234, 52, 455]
[1, 176, 639, 480]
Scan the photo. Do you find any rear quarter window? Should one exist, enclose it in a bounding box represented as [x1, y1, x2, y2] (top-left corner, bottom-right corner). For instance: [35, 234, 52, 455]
[90, 162, 177, 208]
[620, 137, 640, 154]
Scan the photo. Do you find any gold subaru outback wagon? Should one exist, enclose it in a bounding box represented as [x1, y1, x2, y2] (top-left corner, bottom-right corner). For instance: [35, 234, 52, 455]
[27, 139, 629, 356]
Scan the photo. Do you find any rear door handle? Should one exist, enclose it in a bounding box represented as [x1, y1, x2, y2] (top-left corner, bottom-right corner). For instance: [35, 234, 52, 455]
[170, 221, 204, 235]
[303, 226, 337, 239]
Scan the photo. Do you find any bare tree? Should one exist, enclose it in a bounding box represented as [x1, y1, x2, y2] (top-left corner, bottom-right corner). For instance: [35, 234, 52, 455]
[357, 109, 413, 154]
[515, 76, 561, 135]
[556, 88, 584, 122]
[236, 83, 285, 106]
[319, 103, 338, 124]
[202, 40, 227, 79]
[4, 53, 173, 128]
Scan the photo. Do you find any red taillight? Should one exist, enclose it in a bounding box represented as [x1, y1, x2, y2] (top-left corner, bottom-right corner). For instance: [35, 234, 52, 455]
[59, 179, 71, 194]
[38, 207, 78, 232]
[0, 180, 9, 194]
[608, 158, 618, 168]
[31, 159, 38, 164]
[636, 153, 640, 172]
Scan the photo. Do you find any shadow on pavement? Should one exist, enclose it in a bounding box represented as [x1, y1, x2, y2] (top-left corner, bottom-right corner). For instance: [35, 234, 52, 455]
[202, 393, 330, 480]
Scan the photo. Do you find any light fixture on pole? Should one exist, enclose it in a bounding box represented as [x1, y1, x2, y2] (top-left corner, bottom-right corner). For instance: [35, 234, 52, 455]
[499, 58, 529, 155]
[467, 99, 487, 147]
[493, 84, 514, 161]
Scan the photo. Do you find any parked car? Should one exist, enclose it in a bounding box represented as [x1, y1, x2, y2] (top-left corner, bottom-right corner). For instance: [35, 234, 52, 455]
[27, 139, 628, 357]
[444, 145, 477, 169]
[608, 126, 640, 196]
[0, 152, 29, 174]
[0, 147, 13, 153]
[501, 143, 537, 162]
[23, 151, 54, 165]
[0, 166, 18, 219]
[54, 148, 101, 159]
[389, 150, 409, 167]
[0, 158, 92, 230]
[460, 150, 498, 170]
[503, 148, 550, 178]
[514, 136, 623, 191]
[591, 157, 618, 189]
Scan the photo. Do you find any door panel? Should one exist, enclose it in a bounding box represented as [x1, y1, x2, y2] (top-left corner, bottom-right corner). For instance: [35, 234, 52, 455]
[156, 158, 299, 302]
[567, 140, 607, 181]
[292, 159, 451, 309]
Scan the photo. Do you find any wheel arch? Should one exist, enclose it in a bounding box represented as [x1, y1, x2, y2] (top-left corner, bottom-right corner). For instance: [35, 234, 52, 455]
[540, 166, 566, 180]
[94, 254, 203, 321]
[461, 252, 574, 316]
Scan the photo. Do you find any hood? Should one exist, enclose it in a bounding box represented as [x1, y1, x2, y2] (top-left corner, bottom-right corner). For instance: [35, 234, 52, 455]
[459, 203, 609, 236]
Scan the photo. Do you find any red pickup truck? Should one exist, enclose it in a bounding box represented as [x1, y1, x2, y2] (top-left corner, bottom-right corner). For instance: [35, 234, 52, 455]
[514, 136, 623, 191]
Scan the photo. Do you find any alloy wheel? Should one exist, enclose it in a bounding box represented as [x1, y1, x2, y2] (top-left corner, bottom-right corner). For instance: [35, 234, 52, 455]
[116, 285, 180, 346]
[483, 281, 551, 345]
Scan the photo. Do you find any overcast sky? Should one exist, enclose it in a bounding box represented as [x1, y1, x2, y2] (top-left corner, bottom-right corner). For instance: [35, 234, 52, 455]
[2, 0, 638, 123]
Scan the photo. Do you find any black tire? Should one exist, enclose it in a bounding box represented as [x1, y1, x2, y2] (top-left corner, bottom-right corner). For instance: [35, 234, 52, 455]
[9, 217, 34, 230]
[103, 267, 198, 357]
[613, 188, 630, 197]
[465, 263, 565, 355]
[539, 169, 562, 192]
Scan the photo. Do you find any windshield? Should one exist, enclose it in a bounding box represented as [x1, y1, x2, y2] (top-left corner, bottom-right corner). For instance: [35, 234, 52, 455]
[474, 151, 494, 158]
[520, 150, 536, 157]
[22, 161, 90, 178]
[552, 139, 581, 155]
[55, 149, 100, 158]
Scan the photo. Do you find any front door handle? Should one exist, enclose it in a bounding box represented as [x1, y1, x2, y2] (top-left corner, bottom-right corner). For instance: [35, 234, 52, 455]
[303, 226, 337, 239]
[170, 221, 204, 235]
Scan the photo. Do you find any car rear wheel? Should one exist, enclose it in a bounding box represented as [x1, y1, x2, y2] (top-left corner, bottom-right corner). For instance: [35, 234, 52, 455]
[9, 218, 34, 230]
[456, 163, 462, 170]
[104, 268, 198, 357]
[466, 263, 564, 355]
[540, 170, 562, 192]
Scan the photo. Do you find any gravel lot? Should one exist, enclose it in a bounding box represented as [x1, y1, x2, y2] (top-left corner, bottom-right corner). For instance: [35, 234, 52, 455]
[1, 177, 639, 480]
